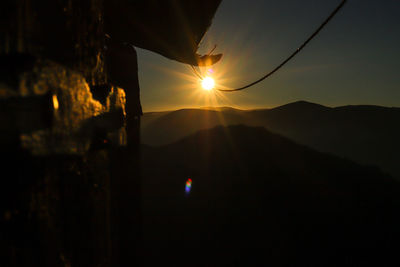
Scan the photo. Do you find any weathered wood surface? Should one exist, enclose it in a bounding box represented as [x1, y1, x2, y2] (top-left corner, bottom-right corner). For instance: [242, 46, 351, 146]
[0, 1, 140, 267]
[1, 55, 127, 155]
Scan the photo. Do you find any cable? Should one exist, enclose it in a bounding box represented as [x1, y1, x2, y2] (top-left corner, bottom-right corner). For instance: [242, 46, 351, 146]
[216, 0, 347, 92]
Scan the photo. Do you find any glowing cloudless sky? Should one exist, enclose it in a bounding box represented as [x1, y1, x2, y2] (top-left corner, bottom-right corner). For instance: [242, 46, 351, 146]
[137, 0, 400, 112]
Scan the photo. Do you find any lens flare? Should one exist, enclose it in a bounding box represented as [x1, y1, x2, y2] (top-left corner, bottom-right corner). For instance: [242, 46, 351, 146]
[201, 77, 215, 91]
[185, 178, 192, 195]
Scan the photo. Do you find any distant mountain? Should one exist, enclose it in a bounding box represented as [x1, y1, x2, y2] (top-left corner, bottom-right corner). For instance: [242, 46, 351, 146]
[141, 101, 400, 179]
[141, 125, 400, 266]
[141, 107, 246, 145]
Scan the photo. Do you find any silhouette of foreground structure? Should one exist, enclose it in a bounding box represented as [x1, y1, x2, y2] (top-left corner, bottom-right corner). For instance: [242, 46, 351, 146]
[0, 1, 221, 266]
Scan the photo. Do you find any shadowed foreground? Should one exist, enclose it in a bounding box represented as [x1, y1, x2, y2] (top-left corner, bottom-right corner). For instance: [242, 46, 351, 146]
[142, 125, 400, 266]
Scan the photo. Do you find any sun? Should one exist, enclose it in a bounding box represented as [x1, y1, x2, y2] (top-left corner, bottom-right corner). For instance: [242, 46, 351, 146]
[201, 76, 215, 91]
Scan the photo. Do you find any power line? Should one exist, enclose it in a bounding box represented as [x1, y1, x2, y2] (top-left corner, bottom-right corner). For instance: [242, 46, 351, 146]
[216, 0, 347, 92]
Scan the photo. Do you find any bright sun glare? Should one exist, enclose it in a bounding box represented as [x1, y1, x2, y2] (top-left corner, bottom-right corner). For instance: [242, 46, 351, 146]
[201, 76, 215, 91]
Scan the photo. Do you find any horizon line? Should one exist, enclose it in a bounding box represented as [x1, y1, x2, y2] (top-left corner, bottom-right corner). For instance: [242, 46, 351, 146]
[142, 100, 398, 113]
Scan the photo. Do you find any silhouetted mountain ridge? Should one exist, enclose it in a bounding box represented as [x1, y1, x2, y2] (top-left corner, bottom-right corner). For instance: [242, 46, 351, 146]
[142, 125, 400, 266]
[269, 100, 330, 112]
[142, 101, 400, 179]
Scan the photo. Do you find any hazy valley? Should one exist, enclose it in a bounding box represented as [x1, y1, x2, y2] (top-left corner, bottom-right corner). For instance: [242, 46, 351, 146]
[142, 101, 400, 179]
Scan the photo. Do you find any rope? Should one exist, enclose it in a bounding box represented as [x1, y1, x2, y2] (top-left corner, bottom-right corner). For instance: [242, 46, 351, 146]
[216, 0, 347, 92]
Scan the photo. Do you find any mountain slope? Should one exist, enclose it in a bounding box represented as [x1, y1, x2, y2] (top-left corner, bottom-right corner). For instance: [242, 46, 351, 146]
[141, 107, 247, 146]
[141, 101, 400, 178]
[141, 125, 400, 266]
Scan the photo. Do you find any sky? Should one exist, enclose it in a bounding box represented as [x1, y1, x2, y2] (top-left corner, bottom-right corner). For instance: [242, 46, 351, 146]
[136, 0, 400, 112]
